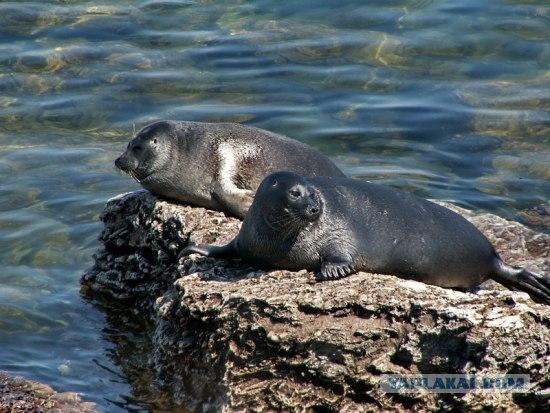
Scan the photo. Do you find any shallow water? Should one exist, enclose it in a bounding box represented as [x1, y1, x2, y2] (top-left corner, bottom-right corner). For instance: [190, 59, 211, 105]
[0, 0, 548, 411]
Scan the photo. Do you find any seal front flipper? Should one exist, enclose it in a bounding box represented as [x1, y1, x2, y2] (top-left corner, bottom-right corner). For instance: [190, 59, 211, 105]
[316, 259, 354, 281]
[490, 259, 550, 305]
[179, 241, 237, 260]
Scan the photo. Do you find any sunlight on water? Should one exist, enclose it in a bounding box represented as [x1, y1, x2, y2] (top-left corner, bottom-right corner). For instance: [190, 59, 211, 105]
[0, 0, 548, 410]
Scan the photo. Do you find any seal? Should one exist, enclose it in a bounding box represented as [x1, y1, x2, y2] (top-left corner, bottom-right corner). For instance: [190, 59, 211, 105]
[181, 171, 550, 304]
[114, 120, 345, 218]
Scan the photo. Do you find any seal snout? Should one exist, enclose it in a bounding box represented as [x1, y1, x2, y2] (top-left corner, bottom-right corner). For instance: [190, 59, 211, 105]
[114, 156, 124, 170]
[281, 181, 323, 222]
[303, 203, 321, 221]
[303, 195, 322, 221]
[300, 186, 322, 222]
[114, 154, 135, 172]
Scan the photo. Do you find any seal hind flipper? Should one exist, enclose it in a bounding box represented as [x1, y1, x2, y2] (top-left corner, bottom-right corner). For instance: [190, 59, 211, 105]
[490, 259, 550, 305]
[179, 242, 237, 260]
[316, 261, 354, 281]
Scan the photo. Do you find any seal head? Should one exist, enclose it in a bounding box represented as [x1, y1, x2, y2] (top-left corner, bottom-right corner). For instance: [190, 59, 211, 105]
[256, 172, 323, 232]
[115, 121, 174, 184]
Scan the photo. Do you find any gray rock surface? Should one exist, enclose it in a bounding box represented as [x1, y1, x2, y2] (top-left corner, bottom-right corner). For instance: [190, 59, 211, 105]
[0, 371, 97, 413]
[82, 190, 550, 412]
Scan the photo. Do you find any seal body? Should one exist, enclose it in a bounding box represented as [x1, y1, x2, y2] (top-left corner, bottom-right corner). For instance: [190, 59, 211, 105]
[114, 121, 345, 218]
[182, 172, 550, 304]
[235, 173, 496, 288]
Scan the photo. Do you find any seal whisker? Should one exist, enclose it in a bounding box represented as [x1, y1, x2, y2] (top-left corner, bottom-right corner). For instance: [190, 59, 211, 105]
[265, 211, 302, 230]
[272, 213, 304, 241]
[266, 214, 298, 227]
[129, 170, 141, 183]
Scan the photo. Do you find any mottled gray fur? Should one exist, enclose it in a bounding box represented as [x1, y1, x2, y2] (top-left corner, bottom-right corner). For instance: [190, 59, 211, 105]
[115, 121, 345, 218]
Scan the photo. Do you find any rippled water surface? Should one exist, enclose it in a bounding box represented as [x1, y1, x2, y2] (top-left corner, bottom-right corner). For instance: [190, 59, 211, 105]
[0, 0, 549, 410]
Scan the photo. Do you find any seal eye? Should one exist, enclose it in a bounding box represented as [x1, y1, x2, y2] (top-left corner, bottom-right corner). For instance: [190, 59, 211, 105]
[271, 179, 278, 187]
[153, 138, 157, 144]
[288, 189, 301, 199]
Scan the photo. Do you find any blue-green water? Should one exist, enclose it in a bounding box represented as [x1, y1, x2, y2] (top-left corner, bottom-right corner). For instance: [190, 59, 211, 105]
[0, 0, 548, 411]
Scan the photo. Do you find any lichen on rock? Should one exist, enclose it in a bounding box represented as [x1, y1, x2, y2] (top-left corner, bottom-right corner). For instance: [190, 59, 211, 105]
[82, 190, 550, 412]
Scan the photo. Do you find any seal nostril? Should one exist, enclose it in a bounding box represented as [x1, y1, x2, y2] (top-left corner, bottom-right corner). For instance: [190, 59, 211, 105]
[310, 207, 319, 214]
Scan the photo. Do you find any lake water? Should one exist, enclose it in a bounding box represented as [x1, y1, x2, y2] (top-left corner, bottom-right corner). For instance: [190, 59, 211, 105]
[0, 0, 548, 411]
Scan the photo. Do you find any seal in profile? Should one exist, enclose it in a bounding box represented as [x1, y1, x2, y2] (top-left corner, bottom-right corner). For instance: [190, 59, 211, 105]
[114, 121, 345, 218]
[182, 171, 550, 305]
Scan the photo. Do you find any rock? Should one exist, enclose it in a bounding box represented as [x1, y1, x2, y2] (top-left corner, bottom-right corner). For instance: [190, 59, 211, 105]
[82, 190, 550, 412]
[0, 371, 97, 413]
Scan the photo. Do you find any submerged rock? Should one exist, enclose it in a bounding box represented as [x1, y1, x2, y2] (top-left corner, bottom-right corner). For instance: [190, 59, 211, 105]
[518, 202, 550, 232]
[0, 371, 97, 413]
[82, 190, 550, 412]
